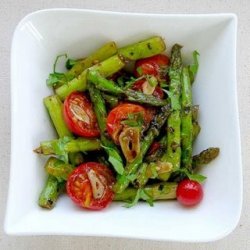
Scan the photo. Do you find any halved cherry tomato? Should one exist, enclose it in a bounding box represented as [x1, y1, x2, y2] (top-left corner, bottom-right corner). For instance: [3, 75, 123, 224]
[176, 179, 203, 206]
[133, 79, 164, 99]
[66, 162, 115, 210]
[148, 141, 161, 155]
[106, 103, 146, 144]
[134, 54, 170, 79]
[63, 92, 99, 137]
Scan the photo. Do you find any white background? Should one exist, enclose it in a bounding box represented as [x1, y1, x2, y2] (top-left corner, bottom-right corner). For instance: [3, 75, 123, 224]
[0, 0, 249, 249]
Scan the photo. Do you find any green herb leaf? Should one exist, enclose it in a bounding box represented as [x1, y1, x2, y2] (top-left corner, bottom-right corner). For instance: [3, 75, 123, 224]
[146, 75, 158, 88]
[101, 145, 124, 175]
[126, 173, 137, 182]
[136, 66, 143, 76]
[121, 112, 144, 127]
[46, 72, 67, 87]
[140, 189, 154, 207]
[124, 188, 154, 208]
[173, 168, 207, 183]
[163, 89, 181, 110]
[160, 81, 168, 89]
[186, 172, 207, 183]
[123, 75, 145, 90]
[53, 54, 67, 73]
[65, 58, 78, 70]
[53, 136, 72, 163]
[188, 50, 199, 83]
[124, 189, 141, 208]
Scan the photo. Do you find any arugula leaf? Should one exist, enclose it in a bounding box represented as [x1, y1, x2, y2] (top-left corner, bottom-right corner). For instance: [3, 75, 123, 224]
[124, 188, 154, 208]
[188, 50, 199, 83]
[101, 145, 124, 175]
[53, 136, 72, 163]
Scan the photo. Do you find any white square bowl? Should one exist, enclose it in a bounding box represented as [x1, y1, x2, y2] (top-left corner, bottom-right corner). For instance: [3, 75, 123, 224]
[5, 9, 242, 242]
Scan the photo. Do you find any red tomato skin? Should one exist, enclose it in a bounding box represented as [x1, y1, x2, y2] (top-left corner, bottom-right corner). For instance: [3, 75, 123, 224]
[63, 92, 100, 137]
[106, 103, 146, 142]
[66, 162, 115, 210]
[176, 179, 203, 206]
[134, 54, 170, 78]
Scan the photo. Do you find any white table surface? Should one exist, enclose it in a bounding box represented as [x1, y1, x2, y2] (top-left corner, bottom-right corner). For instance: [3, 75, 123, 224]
[0, 0, 249, 249]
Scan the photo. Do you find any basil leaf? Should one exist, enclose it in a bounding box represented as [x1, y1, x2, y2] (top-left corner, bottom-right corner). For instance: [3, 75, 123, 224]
[101, 145, 124, 175]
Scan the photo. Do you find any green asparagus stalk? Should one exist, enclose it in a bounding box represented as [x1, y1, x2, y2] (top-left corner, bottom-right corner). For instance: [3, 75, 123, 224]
[34, 137, 101, 155]
[45, 157, 75, 181]
[43, 95, 72, 138]
[102, 93, 119, 108]
[48, 42, 118, 88]
[56, 55, 125, 100]
[192, 147, 220, 171]
[39, 96, 83, 209]
[181, 67, 193, 170]
[88, 70, 167, 106]
[114, 182, 177, 201]
[113, 105, 171, 193]
[88, 82, 124, 175]
[191, 105, 201, 142]
[38, 175, 65, 209]
[134, 161, 173, 188]
[65, 42, 117, 81]
[161, 44, 182, 171]
[125, 89, 168, 106]
[118, 36, 166, 60]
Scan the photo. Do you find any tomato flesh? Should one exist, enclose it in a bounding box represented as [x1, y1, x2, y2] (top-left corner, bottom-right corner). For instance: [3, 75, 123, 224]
[63, 92, 99, 137]
[66, 162, 115, 210]
[176, 179, 203, 206]
[106, 103, 146, 143]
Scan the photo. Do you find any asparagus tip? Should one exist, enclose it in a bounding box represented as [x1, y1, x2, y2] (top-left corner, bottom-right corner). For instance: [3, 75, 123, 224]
[33, 147, 42, 154]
